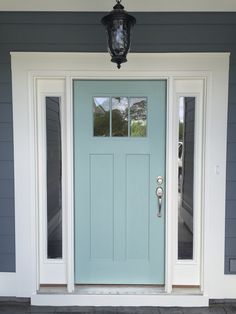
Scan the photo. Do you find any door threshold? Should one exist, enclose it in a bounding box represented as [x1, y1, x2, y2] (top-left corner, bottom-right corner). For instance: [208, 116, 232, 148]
[39, 285, 165, 295]
[38, 284, 202, 296]
[75, 285, 165, 295]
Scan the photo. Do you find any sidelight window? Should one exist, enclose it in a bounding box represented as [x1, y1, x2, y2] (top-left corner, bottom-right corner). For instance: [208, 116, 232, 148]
[46, 96, 63, 259]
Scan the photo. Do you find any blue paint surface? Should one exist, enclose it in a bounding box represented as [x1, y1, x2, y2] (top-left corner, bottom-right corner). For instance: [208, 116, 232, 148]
[74, 80, 166, 284]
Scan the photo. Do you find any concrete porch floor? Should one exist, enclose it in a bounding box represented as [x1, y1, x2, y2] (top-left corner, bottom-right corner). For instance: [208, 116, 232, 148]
[1, 301, 236, 314]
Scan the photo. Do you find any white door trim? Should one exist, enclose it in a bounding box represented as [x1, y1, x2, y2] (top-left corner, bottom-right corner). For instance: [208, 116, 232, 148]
[10, 52, 230, 304]
[0, 273, 16, 296]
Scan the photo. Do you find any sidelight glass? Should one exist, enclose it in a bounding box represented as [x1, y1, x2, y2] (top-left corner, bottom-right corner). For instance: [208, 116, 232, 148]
[112, 97, 128, 136]
[130, 97, 147, 137]
[46, 97, 62, 259]
[93, 97, 110, 136]
[178, 97, 195, 260]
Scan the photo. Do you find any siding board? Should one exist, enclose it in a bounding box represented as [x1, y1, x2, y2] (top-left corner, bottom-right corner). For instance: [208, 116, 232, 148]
[226, 162, 236, 181]
[227, 143, 236, 161]
[226, 238, 236, 256]
[0, 83, 12, 103]
[0, 24, 105, 44]
[228, 124, 236, 142]
[0, 179, 14, 198]
[228, 104, 236, 123]
[0, 142, 13, 161]
[228, 84, 236, 103]
[1, 24, 236, 45]
[0, 217, 15, 235]
[226, 181, 236, 201]
[0, 63, 11, 83]
[0, 198, 14, 217]
[0, 161, 14, 179]
[0, 124, 13, 141]
[2, 12, 236, 26]
[0, 11, 235, 273]
[0, 103, 12, 123]
[226, 201, 236, 219]
[225, 219, 236, 237]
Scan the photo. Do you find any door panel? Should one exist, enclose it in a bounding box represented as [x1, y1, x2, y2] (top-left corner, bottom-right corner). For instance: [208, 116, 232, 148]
[74, 80, 166, 284]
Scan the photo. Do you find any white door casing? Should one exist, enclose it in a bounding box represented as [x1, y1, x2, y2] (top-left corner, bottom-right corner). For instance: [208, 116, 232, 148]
[10, 53, 230, 305]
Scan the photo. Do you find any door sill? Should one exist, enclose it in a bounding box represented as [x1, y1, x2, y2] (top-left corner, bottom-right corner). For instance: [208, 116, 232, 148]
[32, 292, 208, 307]
[75, 285, 165, 295]
[38, 285, 202, 295]
[39, 285, 165, 295]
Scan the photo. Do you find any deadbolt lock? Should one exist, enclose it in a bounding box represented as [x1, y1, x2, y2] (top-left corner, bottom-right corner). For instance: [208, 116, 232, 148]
[157, 176, 164, 185]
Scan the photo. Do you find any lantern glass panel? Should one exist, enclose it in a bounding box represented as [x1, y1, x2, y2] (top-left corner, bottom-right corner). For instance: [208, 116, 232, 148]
[111, 20, 129, 56]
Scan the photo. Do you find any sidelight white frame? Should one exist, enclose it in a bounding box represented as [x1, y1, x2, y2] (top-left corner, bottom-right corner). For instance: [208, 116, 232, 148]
[10, 52, 230, 306]
[36, 80, 67, 284]
[172, 79, 205, 286]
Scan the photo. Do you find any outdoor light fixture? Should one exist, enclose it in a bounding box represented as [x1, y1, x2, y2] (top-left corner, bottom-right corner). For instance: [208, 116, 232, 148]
[101, 0, 136, 69]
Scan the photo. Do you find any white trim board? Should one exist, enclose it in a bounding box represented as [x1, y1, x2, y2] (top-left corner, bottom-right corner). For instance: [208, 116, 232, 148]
[31, 294, 209, 307]
[1, 0, 236, 12]
[0, 273, 16, 297]
[10, 52, 230, 305]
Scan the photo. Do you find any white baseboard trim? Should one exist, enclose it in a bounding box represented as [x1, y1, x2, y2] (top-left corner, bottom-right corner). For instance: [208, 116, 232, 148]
[0, 273, 16, 296]
[31, 294, 209, 307]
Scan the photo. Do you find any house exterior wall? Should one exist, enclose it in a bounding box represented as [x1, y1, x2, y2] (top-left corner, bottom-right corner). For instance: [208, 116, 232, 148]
[0, 12, 235, 273]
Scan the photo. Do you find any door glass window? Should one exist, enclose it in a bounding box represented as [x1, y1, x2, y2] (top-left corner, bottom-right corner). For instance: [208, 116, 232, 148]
[46, 96, 62, 259]
[93, 97, 110, 137]
[130, 97, 147, 137]
[112, 97, 128, 136]
[94, 96, 147, 137]
[178, 96, 195, 260]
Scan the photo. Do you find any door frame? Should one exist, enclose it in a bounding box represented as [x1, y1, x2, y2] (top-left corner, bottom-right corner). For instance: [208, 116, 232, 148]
[10, 52, 230, 305]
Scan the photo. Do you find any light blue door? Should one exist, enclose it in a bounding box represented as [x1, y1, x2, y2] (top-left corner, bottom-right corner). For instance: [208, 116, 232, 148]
[74, 80, 166, 284]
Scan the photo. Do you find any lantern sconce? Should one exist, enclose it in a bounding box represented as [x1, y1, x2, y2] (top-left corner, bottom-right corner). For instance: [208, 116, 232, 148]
[101, 0, 136, 69]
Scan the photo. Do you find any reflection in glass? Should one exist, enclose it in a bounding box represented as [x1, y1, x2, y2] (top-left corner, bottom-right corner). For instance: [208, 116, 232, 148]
[93, 97, 110, 136]
[112, 97, 128, 136]
[46, 97, 62, 259]
[178, 97, 195, 260]
[111, 20, 126, 53]
[130, 98, 147, 137]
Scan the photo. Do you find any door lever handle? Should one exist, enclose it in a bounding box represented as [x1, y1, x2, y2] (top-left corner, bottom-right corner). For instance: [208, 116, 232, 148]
[156, 186, 163, 217]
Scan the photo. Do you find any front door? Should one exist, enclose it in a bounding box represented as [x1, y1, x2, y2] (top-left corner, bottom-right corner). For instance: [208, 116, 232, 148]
[74, 80, 166, 284]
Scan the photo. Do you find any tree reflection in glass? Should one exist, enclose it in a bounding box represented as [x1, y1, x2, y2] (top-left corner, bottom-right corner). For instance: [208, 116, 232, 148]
[112, 97, 128, 136]
[130, 98, 147, 137]
[93, 97, 110, 136]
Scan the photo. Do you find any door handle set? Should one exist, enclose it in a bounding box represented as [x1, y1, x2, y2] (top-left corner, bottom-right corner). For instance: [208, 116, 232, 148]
[156, 176, 164, 218]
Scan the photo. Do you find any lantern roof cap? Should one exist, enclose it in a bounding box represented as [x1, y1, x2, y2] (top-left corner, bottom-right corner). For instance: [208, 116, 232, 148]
[101, 0, 136, 26]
